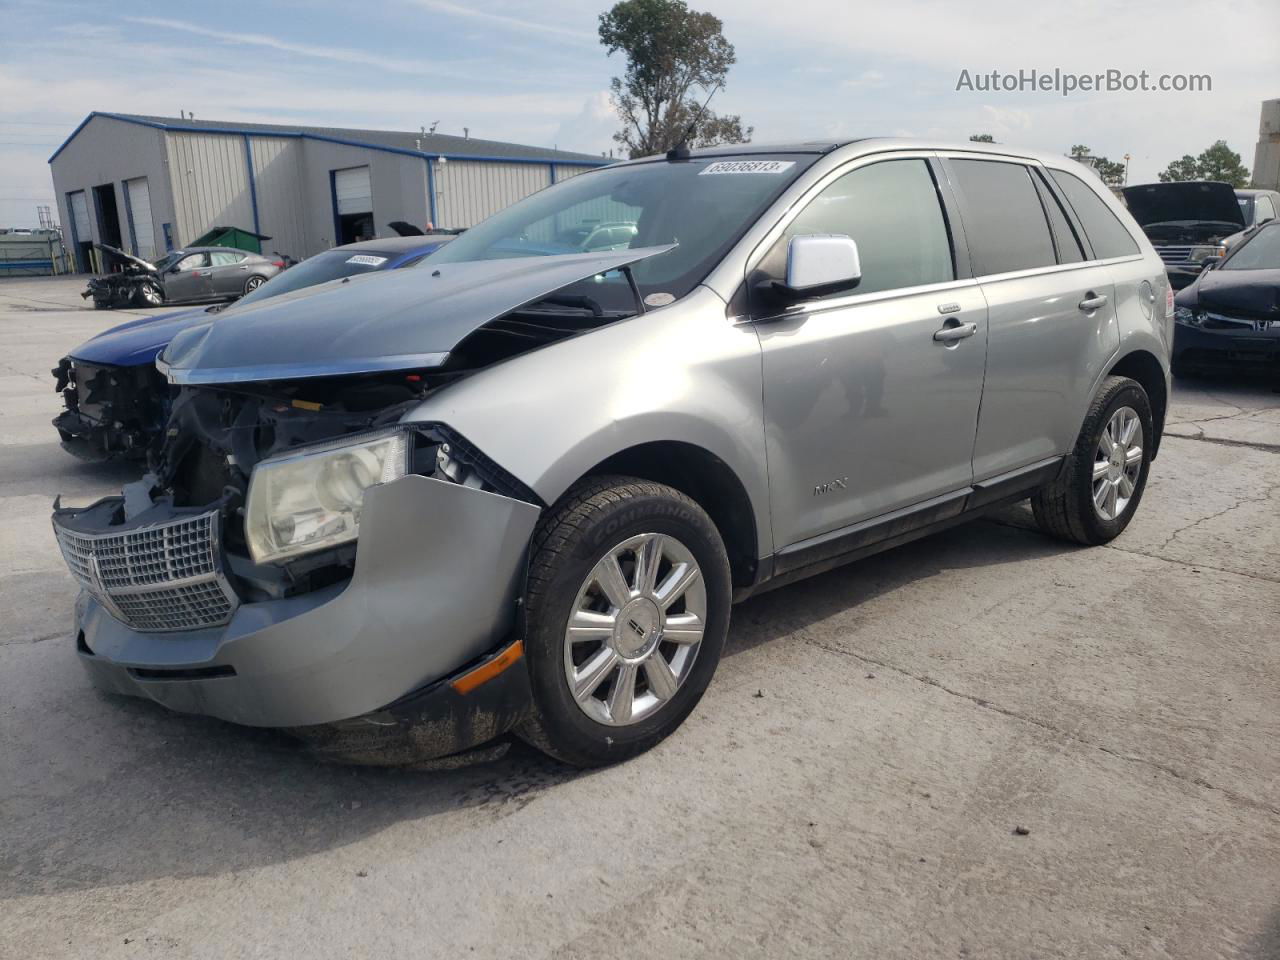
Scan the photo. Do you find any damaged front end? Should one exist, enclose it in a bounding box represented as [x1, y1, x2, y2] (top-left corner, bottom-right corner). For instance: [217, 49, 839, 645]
[52, 373, 542, 755]
[50, 247, 673, 763]
[82, 243, 161, 309]
[52, 356, 168, 460]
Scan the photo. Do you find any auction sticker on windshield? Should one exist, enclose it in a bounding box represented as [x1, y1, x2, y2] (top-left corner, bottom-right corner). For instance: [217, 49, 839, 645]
[698, 160, 796, 175]
[346, 255, 388, 266]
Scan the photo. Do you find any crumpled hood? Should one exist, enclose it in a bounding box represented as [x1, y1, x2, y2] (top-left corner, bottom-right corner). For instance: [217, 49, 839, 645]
[1122, 182, 1245, 229]
[1178, 266, 1280, 320]
[67, 306, 214, 367]
[94, 243, 157, 273]
[158, 246, 675, 385]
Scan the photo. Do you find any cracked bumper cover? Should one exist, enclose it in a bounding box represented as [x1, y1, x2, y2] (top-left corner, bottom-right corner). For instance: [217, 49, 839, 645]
[66, 474, 542, 736]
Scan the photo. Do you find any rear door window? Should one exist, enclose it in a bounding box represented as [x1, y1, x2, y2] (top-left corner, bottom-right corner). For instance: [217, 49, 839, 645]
[949, 160, 1057, 276]
[210, 251, 244, 266]
[1048, 169, 1140, 259]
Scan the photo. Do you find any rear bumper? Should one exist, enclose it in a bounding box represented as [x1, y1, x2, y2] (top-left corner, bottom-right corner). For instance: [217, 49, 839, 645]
[61, 474, 542, 742]
[1173, 323, 1280, 374]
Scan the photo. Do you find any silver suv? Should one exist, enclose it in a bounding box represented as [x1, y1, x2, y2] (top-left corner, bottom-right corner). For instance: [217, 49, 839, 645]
[52, 139, 1172, 768]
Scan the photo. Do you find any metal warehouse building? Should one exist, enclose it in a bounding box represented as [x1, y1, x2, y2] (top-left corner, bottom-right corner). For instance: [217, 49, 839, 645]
[49, 112, 609, 272]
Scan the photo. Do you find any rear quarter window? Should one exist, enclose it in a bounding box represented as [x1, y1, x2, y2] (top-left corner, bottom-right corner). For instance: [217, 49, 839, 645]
[1049, 169, 1140, 259]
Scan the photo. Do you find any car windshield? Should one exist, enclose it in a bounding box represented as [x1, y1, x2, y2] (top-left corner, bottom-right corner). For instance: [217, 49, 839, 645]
[1222, 225, 1280, 271]
[235, 249, 395, 306]
[150, 251, 184, 271]
[424, 154, 817, 309]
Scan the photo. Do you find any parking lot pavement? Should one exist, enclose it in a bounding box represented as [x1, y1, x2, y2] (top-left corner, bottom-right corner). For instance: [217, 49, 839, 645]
[2, 275, 1278, 960]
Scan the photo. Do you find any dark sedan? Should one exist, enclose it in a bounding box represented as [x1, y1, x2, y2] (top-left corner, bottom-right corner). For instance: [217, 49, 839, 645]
[1172, 220, 1280, 378]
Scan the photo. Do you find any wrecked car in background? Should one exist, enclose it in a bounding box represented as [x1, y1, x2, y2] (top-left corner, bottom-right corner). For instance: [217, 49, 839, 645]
[53, 235, 453, 460]
[83, 244, 286, 310]
[51, 139, 1170, 769]
[1122, 181, 1248, 290]
[1173, 218, 1280, 377]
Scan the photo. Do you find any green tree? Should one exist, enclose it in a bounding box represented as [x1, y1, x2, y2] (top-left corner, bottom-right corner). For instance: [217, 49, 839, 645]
[969, 133, 995, 143]
[1069, 145, 1126, 187]
[1158, 140, 1250, 187]
[599, 0, 751, 158]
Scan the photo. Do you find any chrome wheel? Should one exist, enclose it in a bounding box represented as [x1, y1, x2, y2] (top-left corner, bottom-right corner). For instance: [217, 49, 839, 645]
[563, 532, 706, 727]
[1093, 405, 1143, 521]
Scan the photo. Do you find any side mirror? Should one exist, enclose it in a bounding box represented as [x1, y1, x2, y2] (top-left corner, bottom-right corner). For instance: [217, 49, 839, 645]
[774, 235, 862, 301]
[1200, 255, 1222, 271]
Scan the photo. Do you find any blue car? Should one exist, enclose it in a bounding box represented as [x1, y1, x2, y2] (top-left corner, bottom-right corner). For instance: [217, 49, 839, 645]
[52, 235, 452, 460]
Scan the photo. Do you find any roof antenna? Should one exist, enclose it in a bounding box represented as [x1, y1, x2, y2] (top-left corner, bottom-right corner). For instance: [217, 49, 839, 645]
[667, 81, 721, 162]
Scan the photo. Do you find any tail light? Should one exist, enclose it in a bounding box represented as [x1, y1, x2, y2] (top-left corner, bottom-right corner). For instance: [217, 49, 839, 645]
[271, 260, 285, 268]
[1165, 285, 1175, 320]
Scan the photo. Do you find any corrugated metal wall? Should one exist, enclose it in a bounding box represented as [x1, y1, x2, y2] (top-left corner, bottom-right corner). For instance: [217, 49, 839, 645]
[435, 160, 551, 228]
[50, 115, 176, 269]
[250, 137, 307, 258]
[554, 164, 601, 183]
[164, 133, 254, 248]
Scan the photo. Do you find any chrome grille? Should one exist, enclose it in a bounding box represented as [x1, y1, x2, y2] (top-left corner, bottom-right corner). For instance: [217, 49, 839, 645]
[54, 510, 238, 632]
[1154, 244, 1194, 265]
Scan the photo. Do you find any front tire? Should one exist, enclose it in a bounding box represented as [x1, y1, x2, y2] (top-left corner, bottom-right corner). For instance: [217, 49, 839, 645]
[1031, 375, 1153, 545]
[518, 477, 732, 767]
[132, 281, 163, 307]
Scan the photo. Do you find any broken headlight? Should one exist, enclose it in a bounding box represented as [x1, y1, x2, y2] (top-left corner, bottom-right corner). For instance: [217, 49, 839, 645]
[1173, 306, 1202, 327]
[245, 428, 411, 564]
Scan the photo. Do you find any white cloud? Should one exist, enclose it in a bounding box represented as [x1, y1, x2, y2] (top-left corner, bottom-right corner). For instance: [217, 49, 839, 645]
[843, 70, 887, 89]
[405, 0, 596, 44]
[551, 91, 619, 157]
[124, 16, 473, 79]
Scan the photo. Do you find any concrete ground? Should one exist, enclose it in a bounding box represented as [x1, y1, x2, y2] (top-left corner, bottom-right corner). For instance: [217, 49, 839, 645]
[2, 275, 1278, 959]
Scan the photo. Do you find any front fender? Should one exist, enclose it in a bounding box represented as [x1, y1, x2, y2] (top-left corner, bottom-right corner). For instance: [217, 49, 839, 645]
[405, 286, 774, 555]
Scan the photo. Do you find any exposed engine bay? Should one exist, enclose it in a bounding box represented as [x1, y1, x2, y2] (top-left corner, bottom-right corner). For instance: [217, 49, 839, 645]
[88, 294, 632, 605]
[52, 357, 168, 459]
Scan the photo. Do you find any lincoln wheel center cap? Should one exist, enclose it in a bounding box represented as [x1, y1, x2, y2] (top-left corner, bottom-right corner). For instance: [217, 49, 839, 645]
[613, 597, 662, 660]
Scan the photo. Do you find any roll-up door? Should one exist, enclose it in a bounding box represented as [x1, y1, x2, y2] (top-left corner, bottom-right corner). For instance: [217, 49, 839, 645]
[125, 178, 156, 260]
[334, 166, 372, 214]
[69, 191, 91, 241]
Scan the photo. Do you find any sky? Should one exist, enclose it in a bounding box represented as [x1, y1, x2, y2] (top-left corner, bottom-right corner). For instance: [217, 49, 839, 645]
[2, 0, 1277, 227]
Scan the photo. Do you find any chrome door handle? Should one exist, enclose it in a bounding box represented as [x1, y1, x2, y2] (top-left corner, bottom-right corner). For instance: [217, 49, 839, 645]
[1078, 293, 1108, 312]
[933, 321, 978, 343]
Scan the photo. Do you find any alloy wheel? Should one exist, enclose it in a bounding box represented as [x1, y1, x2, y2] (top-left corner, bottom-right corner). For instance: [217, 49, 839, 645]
[1092, 405, 1143, 521]
[563, 532, 706, 727]
[244, 276, 264, 292]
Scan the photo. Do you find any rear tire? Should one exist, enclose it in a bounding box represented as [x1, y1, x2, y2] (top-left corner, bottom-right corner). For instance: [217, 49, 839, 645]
[518, 476, 731, 767]
[243, 275, 266, 295]
[1031, 375, 1153, 545]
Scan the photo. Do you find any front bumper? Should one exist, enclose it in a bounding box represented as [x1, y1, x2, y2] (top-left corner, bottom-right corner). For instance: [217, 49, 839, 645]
[1173, 322, 1280, 374]
[58, 474, 542, 741]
